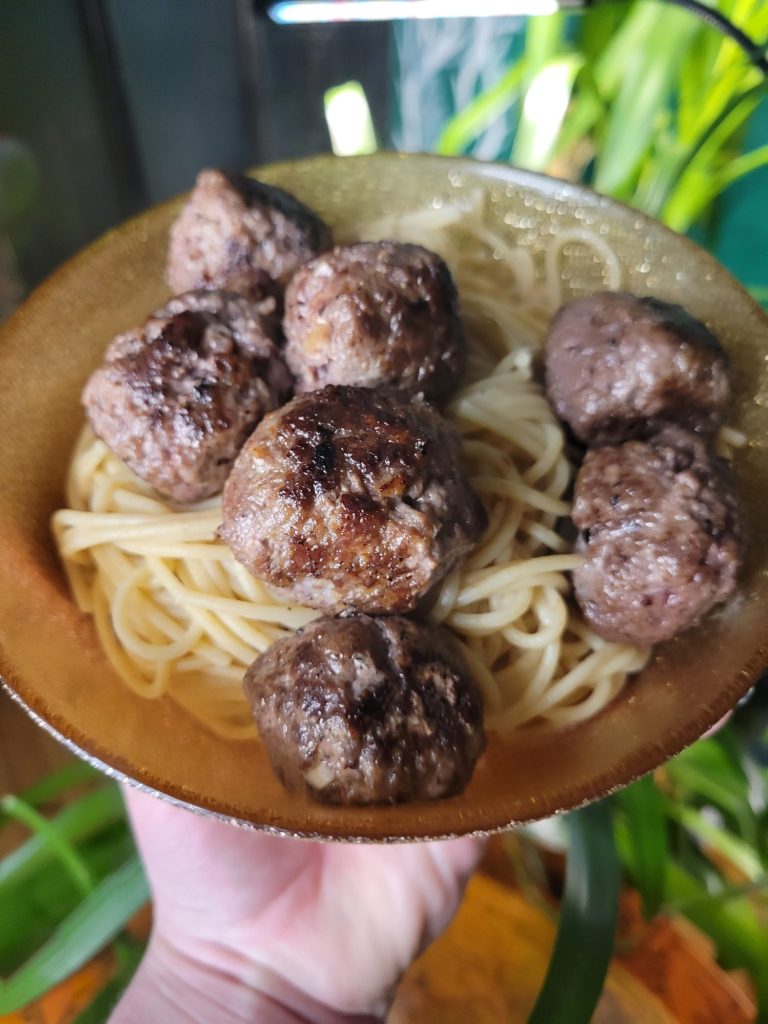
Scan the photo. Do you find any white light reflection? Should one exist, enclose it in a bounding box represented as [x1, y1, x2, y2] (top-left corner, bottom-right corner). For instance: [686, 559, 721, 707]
[324, 81, 378, 156]
[270, 0, 561, 25]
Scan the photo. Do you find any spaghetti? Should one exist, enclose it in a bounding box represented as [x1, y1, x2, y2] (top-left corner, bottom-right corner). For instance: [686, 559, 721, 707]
[53, 192, 650, 740]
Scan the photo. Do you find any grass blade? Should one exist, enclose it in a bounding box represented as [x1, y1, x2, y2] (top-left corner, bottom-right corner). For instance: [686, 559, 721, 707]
[512, 56, 583, 172]
[592, 5, 700, 198]
[0, 786, 125, 896]
[717, 143, 768, 189]
[527, 800, 620, 1024]
[665, 861, 768, 1015]
[662, 89, 762, 230]
[0, 796, 94, 898]
[436, 62, 525, 156]
[670, 805, 764, 881]
[748, 285, 768, 308]
[0, 856, 148, 1014]
[666, 735, 755, 837]
[614, 774, 667, 918]
[0, 822, 136, 972]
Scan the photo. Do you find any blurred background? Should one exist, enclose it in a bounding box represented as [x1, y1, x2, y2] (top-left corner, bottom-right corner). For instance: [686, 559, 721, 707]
[1, 1, 767, 1021]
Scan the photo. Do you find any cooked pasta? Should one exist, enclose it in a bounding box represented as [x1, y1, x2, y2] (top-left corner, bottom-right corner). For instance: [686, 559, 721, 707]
[52, 191, 650, 740]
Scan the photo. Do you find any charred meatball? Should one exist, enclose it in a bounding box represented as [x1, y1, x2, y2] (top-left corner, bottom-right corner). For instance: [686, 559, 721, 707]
[83, 291, 292, 503]
[245, 613, 486, 804]
[545, 292, 730, 443]
[167, 169, 332, 294]
[572, 426, 743, 645]
[283, 242, 466, 400]
[221, 386, 487, 613]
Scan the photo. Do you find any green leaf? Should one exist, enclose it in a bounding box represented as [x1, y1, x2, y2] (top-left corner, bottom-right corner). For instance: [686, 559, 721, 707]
[0, 795, 94, 899]
[437, 62, 525, 156]
[518, 10, 568, 90]
[579, 0, 633, 69]
[665, 861, 768, 1015]
[552, 62, 604, 160]
[527, 800, 620, 1024]
[614, 774, 667, 918]
[0, 785, 125, 897]
[677, 22, 723, 144]
[670, 805, 765, 881]
[666, 736, 757, 841]
[0, 821, 136, 973]
[512, 56, 584, 171]
[323, 81, 377, 157]
[662, 89, 763, 230]
[747, 285, 768, 308]
[593, 8, 700, 198]
[0, 856, 148, 1014]
[716, 143, 768, 190]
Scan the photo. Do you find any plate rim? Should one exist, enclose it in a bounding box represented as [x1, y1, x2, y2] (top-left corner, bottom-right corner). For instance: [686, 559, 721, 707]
[2, 150, 767, 841]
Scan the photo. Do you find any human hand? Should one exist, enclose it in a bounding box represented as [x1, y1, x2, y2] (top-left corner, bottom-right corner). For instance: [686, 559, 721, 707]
[112, 786, 483, 1023]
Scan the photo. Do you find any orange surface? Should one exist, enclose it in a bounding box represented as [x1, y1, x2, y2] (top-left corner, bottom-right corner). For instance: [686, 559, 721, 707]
[1, 872, 754, 1024]
[0, 718, 756, 1023]
[391, 873, 756, 1024]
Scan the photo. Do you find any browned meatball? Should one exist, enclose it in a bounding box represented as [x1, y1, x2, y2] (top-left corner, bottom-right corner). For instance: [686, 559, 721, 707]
[283, 242, 466, 400]
[167, 169, 332, 294]
[572, 426, 743, 645]
[159, 286, 282, 345]
[245, 613, 486, 804]
[220, 386, 487, 613]
[83, 291, 292, 504]
[545, 292, 730, 443]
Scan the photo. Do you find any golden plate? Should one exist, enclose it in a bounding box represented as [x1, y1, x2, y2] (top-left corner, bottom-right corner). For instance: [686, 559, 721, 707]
[1, 153, 766, 841]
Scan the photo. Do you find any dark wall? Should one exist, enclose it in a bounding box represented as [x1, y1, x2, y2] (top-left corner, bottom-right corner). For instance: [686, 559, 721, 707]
[0, 0, 390, 291]
[105, 0, 249, 201]
[0, 0, 142, 284]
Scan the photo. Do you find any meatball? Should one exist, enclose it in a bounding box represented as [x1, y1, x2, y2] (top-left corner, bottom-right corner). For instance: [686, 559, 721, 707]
[167, 169, 332, 294]
[245, 613, 486, 804]
[83, 291, 292, 503]
[159, 286, 282, 344]
[572, 426, 743, 645]
[283, 242, 466, 400]
[220, 386, 487, 613]
[545, 291, 730, 443]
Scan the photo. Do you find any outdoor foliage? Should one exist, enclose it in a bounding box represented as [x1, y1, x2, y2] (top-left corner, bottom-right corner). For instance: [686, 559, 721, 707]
[0, 764, 147, 1017]
[438, 0, 768, 235]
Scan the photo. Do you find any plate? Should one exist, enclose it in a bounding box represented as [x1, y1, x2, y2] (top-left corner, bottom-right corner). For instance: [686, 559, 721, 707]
[1, 153, 766, 841]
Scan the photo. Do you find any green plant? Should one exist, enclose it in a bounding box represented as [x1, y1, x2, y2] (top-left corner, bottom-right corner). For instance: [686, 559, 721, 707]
[528, 802, 620, 1024]
[0, 765, 147, 1017]
[614, 716, 768, 1018]
[438, 0, 768, 235]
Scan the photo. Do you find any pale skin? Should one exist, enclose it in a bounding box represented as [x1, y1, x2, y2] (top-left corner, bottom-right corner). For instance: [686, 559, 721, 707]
[112, 786, 483, 1023]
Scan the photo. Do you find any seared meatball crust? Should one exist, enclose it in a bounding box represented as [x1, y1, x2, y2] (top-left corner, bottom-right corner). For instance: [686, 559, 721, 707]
[167, 169, 333, 294]
[572, 426, 743, 646]
[283, 242, 466, 401]
[245, 613, 486, 805]
[545, 291, 730, 443]
[221, 386, 487, 613]
[83, 291, 292, 504]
